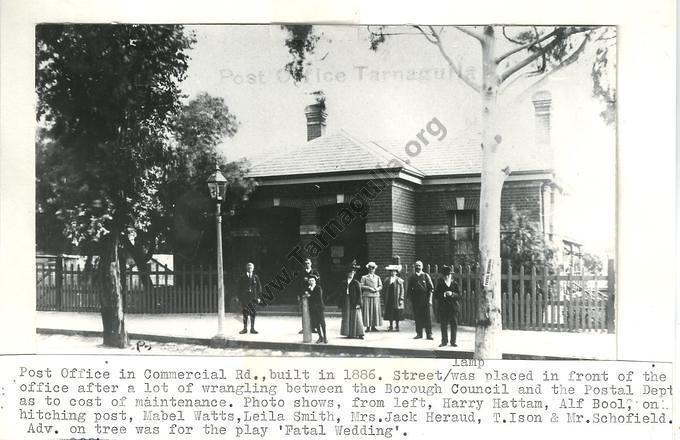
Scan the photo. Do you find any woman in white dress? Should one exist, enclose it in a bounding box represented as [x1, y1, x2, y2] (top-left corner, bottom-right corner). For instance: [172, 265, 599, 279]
[360, 262, 383, 332]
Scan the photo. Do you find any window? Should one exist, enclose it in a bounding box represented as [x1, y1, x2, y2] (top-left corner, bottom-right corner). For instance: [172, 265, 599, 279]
[450, 210, 475, 240]
[449, 210, 477, 258]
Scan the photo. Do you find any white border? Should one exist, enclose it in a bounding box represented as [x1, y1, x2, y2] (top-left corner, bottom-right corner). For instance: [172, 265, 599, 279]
[0, 1, 676, 363]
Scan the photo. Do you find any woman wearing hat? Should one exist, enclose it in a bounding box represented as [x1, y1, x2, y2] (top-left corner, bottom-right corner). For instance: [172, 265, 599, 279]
[434, 265, 461, 347]
[383, 256, 405, 331]
[360, 262, 383, 332]
[338, 260, 364, 339]
[304, 274, 327, 344]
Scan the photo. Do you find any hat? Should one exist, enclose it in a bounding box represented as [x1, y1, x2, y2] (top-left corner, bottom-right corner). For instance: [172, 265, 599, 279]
[439, 265, 453, 276]
[306, 273, 319, 281]
[365, 261, 377, 269]
[385, 256, 402, 271]
[349, 259, 361, 270]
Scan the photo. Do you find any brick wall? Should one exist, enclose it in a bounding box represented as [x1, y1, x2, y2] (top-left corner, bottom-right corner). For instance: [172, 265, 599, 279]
[415, 181, 544, 227]
[500, 181, 543, 225]
[237, 178, 546, 276]
[416, 183, 481, 225]
[392, 183, 416, 225]
[412, 180, 545, 264]
[366, 232, 393, 270]
[414, 233, 447, 264]
[392, 231, 416, 264]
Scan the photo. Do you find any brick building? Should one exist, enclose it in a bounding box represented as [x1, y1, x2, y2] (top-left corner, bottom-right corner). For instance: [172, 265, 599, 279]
[230, 92, 571, 303]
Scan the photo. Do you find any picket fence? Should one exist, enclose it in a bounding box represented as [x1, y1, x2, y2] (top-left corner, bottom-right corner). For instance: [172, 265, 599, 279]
[36, 259, 615, 333]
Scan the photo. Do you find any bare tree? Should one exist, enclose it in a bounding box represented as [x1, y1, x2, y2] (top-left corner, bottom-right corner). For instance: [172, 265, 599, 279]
[283, 24, 616, 358]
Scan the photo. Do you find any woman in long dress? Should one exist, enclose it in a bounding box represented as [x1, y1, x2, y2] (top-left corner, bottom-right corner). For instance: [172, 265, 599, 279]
[339, 260, 361, 337]
[383, 256, 405, 331]
[347, 273, 365, 339]
[360, 262, 383, 332]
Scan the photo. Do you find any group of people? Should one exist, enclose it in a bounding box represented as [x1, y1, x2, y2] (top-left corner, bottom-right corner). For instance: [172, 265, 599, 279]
[235, 256, 462, 348]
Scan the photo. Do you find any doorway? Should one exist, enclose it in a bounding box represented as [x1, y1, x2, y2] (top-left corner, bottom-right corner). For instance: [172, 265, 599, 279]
[317, 204, 368, 305]
[257, 207, 300, 304]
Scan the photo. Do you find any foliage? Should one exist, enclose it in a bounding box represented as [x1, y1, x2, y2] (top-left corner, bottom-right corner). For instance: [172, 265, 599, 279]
[281, 25, 320, 82]
[166, 94, 255, 265]
[501, 208, 559, 268]
[368, 26, 387, 51]
[173, 92, 239, 178]
[581, 252, 604, 275]
[36, 24, 197, 248]
[591, 29, 617, 125]
[451, 253, 479, 271]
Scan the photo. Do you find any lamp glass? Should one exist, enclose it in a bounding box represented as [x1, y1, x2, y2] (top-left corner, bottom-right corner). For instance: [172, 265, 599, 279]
[207, 170, 228, 201]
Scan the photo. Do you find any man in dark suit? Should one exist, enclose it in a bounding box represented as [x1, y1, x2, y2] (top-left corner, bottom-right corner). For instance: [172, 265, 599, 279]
[237, 262, 262, 334]
[434, 265, 461, 347]
[407, 260, 434, 340]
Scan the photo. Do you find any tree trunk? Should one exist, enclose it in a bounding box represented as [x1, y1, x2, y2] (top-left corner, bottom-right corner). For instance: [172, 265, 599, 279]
[475, 27, 505, 359]
[131, 247, 153, 290]
[99, 232, 129, 348]
[122, 236, 154, 290]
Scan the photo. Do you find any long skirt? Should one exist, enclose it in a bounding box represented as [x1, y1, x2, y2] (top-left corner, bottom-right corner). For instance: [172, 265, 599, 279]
[310, 306, 325, 330]
[340, 296, 350, 336]
[384, 289, 402, 321]
[347, 307, 365, 338]
[362, 295, 383, 328]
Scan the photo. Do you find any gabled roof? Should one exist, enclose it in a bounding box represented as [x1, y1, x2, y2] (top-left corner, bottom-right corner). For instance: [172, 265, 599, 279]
[249, 130, 418, 178]
[249, 128, 552, 179]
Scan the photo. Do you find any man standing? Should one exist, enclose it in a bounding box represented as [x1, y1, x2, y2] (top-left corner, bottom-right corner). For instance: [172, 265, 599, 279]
[407, 260, 434, 340]
[237, 262, 262, 334]
[434, 265, 460, 347]
[298, 258, 320, 334]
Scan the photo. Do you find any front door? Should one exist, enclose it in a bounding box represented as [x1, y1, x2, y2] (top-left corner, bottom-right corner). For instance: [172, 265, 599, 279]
[317, 204, 368, 305]
[257, 207, 301, 304]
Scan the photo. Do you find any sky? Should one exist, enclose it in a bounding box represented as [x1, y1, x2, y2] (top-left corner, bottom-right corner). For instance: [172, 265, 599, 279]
[179, 25, 616, 255]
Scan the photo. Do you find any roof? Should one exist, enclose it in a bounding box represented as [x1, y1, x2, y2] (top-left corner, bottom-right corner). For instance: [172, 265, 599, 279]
[249, 130, 418, 178]
[249, 128, 552, 179]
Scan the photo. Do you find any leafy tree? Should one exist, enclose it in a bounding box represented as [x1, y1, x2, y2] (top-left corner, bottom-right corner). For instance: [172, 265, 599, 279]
[501, 208, 559, 269]
[167, 94, 255, 268]
[581, 252, 604, 275]
[36, 24, 196, 347]
[281, 24, 616, 358]
[121, 92, 245, 288]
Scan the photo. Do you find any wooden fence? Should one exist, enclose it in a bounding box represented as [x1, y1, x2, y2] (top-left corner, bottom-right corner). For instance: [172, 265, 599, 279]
[402, 260, 615, 333]
[36, 259, 615, 333]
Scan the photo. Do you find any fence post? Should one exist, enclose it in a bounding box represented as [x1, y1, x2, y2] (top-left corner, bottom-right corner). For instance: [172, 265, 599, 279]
[606, 259, 616, 333]
[519, 265, 525, 329]
[301, 295, 312, 343]
[55, 255, 64, 311]
[506, 261, 512, 330]
[530, 266, 537, 330]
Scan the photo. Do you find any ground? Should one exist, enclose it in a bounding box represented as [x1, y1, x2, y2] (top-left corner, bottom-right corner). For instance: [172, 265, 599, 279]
[36, 333, 399, 357]
[36, 311, 616, 359]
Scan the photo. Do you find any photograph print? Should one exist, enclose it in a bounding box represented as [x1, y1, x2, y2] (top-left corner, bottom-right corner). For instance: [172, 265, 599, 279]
[35, 24, 617, 360]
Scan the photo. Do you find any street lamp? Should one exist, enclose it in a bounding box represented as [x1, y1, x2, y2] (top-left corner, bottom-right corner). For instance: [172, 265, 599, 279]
[207, 165, 228, 340]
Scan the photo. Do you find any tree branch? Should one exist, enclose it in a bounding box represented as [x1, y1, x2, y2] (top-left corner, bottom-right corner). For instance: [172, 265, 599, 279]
[412, 25, 437, 44]
[499, 27, 596, 83]
[412, 25, 481, 93]
[453, 25, 485, 43]
[499, 37, 559, 83]
[505, 30, 595, 98]
[495, 29, 558, 64]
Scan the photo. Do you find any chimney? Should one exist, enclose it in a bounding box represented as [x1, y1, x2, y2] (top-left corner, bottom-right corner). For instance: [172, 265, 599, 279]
[532, 90, 552, 146]
[304, 101, 327, 141]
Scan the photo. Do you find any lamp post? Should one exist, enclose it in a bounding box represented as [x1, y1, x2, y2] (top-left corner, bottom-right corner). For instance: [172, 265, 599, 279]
[207, 165, 228, 340]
